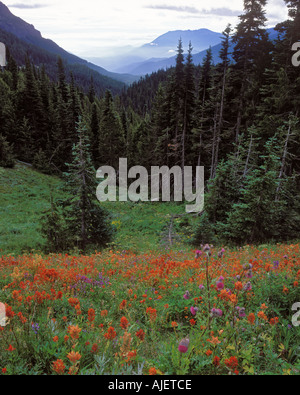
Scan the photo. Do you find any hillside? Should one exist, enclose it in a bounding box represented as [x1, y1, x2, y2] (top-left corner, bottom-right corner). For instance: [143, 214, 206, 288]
[0, 163, 196, 255]
[0, 27, 126, 95]
[92, 28, 224, 73]
[114, 27, 278, 75]
[0, 2, 137, 88]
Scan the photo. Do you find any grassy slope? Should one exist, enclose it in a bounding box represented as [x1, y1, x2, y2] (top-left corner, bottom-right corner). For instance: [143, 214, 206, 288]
[0, 163, 61, 254]
[0, 163, 197, 255]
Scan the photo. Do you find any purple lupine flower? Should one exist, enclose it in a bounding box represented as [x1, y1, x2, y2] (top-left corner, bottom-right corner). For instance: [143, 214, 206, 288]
[243, 282, 252, 291]
[190, 306, 199, 316]
[183, 291, 191, 300]
[218, 248, 225, 258]
[211, 308, 223, 318]
[178, 338, 190, 353]
[31, 323, 40, 334]
[246, 270, 253, 279]
[273, 261, 279, 269]
[195, 250, 202, 259]
[203, 244, 210, 252]
[236, 307, 246, 318]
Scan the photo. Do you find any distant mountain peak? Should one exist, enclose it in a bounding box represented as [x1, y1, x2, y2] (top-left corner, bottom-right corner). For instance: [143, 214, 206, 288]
[0, 1, 42, 41]
[0, 1, 11, 15]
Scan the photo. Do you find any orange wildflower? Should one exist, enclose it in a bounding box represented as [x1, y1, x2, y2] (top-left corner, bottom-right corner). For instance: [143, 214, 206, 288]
[67, 351, 81, 364]
[104, 326, 117, 340]
[136, 329, 145, 341]
[269, 317, 279, 326]
[67, 325, 82, 340]
[248, 313, 255, 325]
[257, 311, 268, 321]
[6, 344, 15, 352]
[230, 294, 238, 304]
[88, 308, 96, 322]
[234, 281, 243, 291]
[207, 336, 221, 346]
[68, 366, 79, 375]
[225, 356, 238, 370]
[146, 307, 157, 322]
[149, 368, 157, 375]
[52, 359, 65, 375]
[126, 350, 137, 363]
[120, 316, 129, 330]
[68, 297, 80, 308]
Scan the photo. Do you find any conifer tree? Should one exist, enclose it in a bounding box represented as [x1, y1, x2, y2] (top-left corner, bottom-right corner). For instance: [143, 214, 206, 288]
[99, 90, 125, 169]
[42, 117, 114, 252]
[192, 47, 214, 177]
[90, 102, 100, 165]
[224, 137, 280, 244]
[0, 134, 15, 168]
[211, 25, 232, 179]
[232, 0, 270, 143]
[182, 41, 195, 169]
[169, 39, 185, 166]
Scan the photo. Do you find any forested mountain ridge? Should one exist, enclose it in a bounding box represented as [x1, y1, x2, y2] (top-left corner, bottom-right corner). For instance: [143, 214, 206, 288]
[0, 1, 137, 86]
[0, 27, 126, 96]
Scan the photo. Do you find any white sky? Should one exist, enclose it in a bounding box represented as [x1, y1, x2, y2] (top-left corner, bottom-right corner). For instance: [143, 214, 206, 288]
[4, 0, 289, 57]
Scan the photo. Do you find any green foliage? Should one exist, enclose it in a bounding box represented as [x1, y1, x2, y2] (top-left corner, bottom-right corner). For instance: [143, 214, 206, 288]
[0, 0, 299, 252]
[0, 134, 15, 168]
[42, 118, 115, 253]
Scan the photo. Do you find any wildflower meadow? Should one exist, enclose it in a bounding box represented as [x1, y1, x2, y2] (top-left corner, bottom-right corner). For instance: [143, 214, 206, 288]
[0, 244, 299, 375]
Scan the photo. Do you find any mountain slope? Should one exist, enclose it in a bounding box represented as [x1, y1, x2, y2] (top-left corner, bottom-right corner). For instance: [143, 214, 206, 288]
[0, 2, 137, 86]
[0, 162, 191, 254]
[0, 27, 125, 95]
[103, 28, 223, 73]
[142, 28, 222, 56]
[116, 27, 278, 75]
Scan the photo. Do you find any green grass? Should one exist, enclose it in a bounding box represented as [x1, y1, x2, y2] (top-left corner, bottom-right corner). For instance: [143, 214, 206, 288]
[0, 163, 61, 255]
[0, 163, 198, 255]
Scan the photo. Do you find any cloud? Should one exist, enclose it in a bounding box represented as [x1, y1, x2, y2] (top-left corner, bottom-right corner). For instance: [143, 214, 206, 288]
[145, 5, 200, 13]
[145, 5, 241, 17]
[9, 3, 48, 9]
[203, 8, 242, 17]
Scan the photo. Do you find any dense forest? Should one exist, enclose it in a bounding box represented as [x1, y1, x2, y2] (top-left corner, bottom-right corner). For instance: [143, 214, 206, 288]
[0, 0, 299, 250]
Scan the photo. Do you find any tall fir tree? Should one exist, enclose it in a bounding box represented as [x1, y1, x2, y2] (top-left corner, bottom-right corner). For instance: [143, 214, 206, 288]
[42, 117, 114, 252]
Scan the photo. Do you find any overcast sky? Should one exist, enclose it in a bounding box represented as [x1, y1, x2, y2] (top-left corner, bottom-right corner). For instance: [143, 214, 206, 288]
[5, 0, 289, 57]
